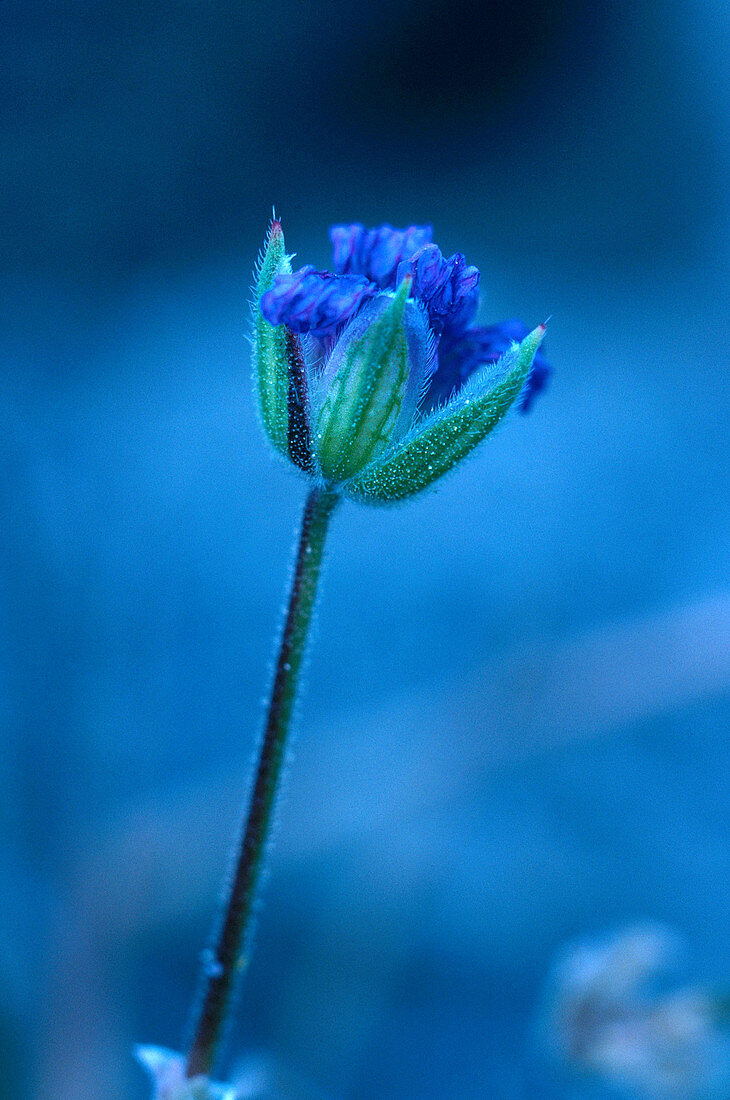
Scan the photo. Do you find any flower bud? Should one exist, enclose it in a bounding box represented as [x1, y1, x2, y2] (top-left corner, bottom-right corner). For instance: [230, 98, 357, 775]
[252, 219, 551, 497]
[313, 278, 414, 483]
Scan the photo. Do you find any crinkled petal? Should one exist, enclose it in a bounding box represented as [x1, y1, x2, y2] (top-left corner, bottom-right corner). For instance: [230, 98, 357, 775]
[260, 266, 377, 338]
[397, 245, 480, 335]
[330, 224, 433, 288]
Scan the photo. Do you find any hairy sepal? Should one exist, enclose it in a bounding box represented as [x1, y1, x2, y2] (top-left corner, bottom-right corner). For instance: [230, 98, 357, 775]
[253, 221, 313, 472]
[345, 325, 545, 504]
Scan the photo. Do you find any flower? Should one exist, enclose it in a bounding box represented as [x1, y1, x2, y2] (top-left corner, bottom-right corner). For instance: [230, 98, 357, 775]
[540, 925, 730, 1099]
[135, 1046, 239, 1100]
[252, 219, 550, 503]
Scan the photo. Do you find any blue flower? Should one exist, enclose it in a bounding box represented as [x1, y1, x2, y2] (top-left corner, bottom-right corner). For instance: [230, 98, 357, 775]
[253, 220, 549, 503]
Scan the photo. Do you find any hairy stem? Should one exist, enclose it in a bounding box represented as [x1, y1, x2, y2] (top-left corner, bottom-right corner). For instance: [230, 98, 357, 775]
[185, 484, 340, 1078]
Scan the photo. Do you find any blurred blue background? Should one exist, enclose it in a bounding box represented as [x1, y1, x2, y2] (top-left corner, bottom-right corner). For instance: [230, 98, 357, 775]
[2, 1, 730, 1097]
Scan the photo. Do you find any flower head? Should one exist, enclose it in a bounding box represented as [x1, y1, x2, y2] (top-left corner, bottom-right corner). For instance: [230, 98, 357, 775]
[252, 219, 550, 503]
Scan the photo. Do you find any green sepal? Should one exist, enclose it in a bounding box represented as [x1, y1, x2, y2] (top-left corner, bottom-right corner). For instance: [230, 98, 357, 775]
[252, 221, 313, 472]
[344, 325, 546, 504]
[314, 279, 411, 483]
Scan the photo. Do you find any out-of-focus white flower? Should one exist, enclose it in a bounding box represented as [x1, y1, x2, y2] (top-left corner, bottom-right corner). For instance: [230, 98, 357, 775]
[135, 1045, 328, 1100]
[541, 924, 730, 1098]
[135, 1046, 239, 1100]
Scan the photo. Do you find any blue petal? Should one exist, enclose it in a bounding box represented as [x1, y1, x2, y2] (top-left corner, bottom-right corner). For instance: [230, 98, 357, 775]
[260, 266, 377, 338]
[397, 245, 480, 335]
[517, 351, 551, 413]
[330, 224, 433, 289]
[424, 319, 551, 414]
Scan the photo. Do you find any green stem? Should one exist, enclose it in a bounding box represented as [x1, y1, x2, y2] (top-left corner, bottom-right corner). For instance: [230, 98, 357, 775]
[185, 484, 340, 1079]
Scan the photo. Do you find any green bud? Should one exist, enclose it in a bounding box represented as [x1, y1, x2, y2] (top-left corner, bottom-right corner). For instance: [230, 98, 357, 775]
[314, 278, 412, 483]
[345, 325, 546, 504]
